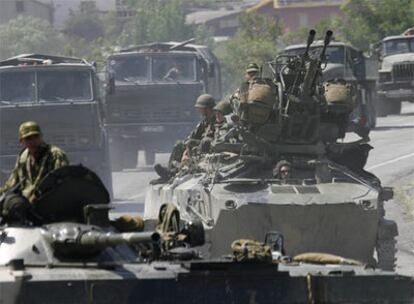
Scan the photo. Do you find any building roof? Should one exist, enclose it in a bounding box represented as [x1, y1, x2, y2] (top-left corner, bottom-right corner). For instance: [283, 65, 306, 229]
[186, 7, 243, 25]
[248, 0, 342, 12]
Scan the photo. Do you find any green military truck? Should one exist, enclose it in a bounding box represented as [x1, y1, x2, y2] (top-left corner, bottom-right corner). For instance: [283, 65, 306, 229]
[377, 28, 414, 116]
[0, 54, 112, 194]
[281, 41, 378, 137]
[104, 40, 221, 170]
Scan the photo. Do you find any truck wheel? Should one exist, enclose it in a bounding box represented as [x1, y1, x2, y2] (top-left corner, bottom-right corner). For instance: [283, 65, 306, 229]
[376, 97, 389, 117]
[110, 139, 137, 171]
[376, 218, 398, 271]
[377, 238, 397, 271]
[144, 150, 156, 166]
[388, 102, 402, 115]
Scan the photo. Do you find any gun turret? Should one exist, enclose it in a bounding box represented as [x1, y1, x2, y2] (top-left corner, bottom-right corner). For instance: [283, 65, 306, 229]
[301, 30, 333, 98]
[42, 223, 160, 257]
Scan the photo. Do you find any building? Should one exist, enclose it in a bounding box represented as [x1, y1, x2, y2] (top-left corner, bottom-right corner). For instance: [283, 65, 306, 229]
[185, 0, 259, 40]
[248, 0, 344, 33]
[0, 0, 53, 25]
[186, 8, 244, 39]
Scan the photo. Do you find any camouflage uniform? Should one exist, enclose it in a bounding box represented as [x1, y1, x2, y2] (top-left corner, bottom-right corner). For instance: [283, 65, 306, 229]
[0, 121, 69, 203]
[0, 143, 69, 203]
[185, 112, 216, 145]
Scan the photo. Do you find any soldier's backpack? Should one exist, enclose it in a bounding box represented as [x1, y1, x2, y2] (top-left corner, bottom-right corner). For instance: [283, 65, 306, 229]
[239, 78, 276, 125]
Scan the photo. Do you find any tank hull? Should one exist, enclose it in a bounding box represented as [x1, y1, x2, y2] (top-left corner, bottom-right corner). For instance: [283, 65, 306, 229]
[1, 262, 413, 304]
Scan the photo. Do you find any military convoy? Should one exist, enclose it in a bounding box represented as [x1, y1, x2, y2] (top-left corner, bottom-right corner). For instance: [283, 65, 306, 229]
[0, 54, 112, 194]
[104, 40, 221, 170]
[281, 40, 378, 137]
[377, 28, 414, 116]
[144, 30, 398, 271]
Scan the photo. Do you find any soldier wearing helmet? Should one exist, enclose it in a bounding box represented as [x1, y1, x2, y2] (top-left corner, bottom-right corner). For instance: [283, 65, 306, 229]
[0, 121, 69, 204]
[245, 63, 260, 83]
[153, 94, 216, 181]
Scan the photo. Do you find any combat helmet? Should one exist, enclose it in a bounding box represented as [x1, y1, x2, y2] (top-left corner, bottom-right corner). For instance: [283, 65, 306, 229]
[246, 63, 259, 73]
[214, 100, 232, 115]
[19, 121, 42, 139]
[195, 94, 215, 109]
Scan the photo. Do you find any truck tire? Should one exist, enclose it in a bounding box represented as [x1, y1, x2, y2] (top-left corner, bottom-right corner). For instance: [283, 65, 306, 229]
[377, 238, 397, 271]
[376, 96, 389, 117]
[144, 150, 156, 166]
[388, 102, 402, 115]
[376, 218, 398, 271]
[110, 138, 138, 171]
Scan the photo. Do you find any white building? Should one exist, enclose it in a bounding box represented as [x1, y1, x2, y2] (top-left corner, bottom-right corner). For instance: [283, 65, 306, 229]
[0, 0, 53, 25]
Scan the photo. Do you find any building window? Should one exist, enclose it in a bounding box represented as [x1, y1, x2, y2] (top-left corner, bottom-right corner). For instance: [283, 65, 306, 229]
[16, 1, 25, 12]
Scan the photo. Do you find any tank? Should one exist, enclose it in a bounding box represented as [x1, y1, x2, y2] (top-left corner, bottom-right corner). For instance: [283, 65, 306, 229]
[0, 165, 413, 303]
[144, 30, 398, 271]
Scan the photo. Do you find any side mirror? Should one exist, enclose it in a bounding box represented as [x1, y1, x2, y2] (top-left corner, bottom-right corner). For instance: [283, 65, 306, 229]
[106, 74, 115, 95]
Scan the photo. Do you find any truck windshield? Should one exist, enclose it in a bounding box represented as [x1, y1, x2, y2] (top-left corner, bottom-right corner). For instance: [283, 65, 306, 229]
[383, 38, 414, 56]
[38, 70, 92, 102]
[0, 70, 93, 103]
[152, 56, 197, 82]
[283, 46, 345, 64]
[108, 56, 149, 83]
[0, 71, 35, 103]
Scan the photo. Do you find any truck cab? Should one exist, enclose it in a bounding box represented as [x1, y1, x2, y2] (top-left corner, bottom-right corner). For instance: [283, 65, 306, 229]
[0, 54, 112, 194]
[104, 41, 221, 170]
[377, 29, 414, 115]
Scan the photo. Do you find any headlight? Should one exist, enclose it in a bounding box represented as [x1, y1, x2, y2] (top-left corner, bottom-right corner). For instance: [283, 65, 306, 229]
[379, 72, 391, 83]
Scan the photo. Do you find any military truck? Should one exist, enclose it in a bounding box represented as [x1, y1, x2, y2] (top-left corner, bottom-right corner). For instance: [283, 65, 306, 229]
[281, 40, 378, 136]
[0, 54, 112, 194]
[377, 28, 414, 116]
[104, 40, 221, 170]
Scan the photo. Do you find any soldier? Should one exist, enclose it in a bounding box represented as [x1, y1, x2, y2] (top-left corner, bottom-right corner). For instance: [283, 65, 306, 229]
[153, 94, 216, 181]
[273, 160, 291, 181]
[0, 121, 69, 204]
[244, 63, 260, 84]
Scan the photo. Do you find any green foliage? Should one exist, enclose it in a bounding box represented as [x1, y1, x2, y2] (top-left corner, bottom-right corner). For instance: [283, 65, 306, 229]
[215, 12, 282, 94]
[119, 0, 194, 47]
[340, 0, 414, 50]
[283, 17, 345, 46]
[65, 2, 104, 42]
[0, 16, 65, 60]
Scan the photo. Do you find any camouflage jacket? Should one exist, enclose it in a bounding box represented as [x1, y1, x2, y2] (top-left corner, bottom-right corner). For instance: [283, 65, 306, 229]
[0, 143, 69, 203]
[185, 113, 216, 146]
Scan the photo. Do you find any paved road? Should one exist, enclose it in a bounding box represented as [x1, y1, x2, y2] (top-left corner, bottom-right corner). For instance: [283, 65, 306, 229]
[111, 102, 414, 274]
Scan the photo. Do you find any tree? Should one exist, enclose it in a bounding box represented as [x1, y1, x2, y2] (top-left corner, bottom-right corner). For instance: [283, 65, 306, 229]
[64, 2, 105, 42]
[340, 0, 414, 50]
[215, 12, 283, 94]
[119, 0, 194, 47]
[0, 16, 65, 60]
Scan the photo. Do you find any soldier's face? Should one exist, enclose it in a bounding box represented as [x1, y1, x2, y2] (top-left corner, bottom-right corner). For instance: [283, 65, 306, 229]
[245, 71, 257, 81]
[216, 111, 225, 123]
[197, 107, 213, 117]
[20, 134, 42, 151]
[280, 165, 291, 179]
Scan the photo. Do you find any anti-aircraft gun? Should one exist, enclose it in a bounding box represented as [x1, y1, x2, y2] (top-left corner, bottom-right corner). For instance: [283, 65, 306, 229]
[144, 30, 398, 271]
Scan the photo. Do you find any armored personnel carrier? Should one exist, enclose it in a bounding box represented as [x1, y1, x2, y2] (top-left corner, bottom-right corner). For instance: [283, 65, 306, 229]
[144, 30, 398, 271]
[0, 165, 413, 303]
